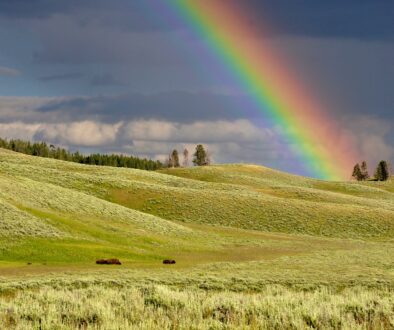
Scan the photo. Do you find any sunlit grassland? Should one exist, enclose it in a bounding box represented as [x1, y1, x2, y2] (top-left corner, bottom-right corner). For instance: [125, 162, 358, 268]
[0, 148, 393, 328]
[0, 284, 393, 329]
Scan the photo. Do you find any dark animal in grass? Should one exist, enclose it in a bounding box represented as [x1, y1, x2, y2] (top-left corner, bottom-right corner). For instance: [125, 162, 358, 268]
[96, 258, 121, 265]
[163, 259, 176, 264]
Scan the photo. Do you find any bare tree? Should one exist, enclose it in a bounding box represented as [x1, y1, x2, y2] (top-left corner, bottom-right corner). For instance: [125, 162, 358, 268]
[183, 148, 189, 167]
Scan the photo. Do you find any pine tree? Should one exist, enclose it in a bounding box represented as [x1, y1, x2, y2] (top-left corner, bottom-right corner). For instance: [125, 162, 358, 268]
[0, 137, 162, 170]
[360, 161, 369, 180]
[193, 144, 208, 166]
[375, 161, 389, 181]
[167, 153, 174, 168]
[352, 163, 363, 181]
[171, 149, 180, 167]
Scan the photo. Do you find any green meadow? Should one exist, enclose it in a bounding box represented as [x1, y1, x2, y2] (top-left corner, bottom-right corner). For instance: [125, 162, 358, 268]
[0, 148, 393, 329]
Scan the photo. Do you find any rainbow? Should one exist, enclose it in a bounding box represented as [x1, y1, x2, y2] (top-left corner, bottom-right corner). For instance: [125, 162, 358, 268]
[168, 0, 358, 180]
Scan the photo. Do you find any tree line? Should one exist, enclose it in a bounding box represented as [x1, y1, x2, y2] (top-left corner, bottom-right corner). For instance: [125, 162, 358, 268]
[0, 138, 163, 170]
[166, 144, 210, 168]
[4, 137, 389, 181]
[352, 160, 392, 181]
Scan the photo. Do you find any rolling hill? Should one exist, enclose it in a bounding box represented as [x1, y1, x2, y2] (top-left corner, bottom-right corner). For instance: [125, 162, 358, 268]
[0, 147, 393, 267]
[0, 148, 394, 328]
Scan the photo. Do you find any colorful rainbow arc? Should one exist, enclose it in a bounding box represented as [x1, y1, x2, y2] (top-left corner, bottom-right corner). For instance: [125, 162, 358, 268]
[168, 0, 357, 180]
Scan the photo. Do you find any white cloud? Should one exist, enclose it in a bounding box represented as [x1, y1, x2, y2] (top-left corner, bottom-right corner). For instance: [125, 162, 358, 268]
[35, 121, 123, 146]
[122, 119, 274, 143]
[0, 119, 285, 164]
[0, 121, 122, 147]
[0, 122, 41, 140]
[0, 104, 392, 175]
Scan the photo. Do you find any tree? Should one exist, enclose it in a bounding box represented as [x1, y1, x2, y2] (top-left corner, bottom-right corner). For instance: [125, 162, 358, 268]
[193, 144, 208, 166]
[182, 148, 189, 167]
[352, 163, 363, 181]
[171, 149, 180, 167]
[0, 137, 162, 170]
[375, 160, 390, 181]
[167, 153, 174, 168]
[360, 161, 369, 180]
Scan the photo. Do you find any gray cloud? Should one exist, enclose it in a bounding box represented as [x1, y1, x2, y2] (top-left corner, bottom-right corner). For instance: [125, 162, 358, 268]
[343, 116, 394, 167]
[38, 72, 84, 82]
[0, 94, 392, 174]
[0, 0, 115, 19]
[247, 0, 394, 41]
[0, 118, 291, 168]
[33, 92, 250, 123]
[30, 16, 188, 65]
[0, 2, 392, 175]
[1, 1, 392, 40]
[90, 73, 128, 87]
[0, 66, 20, 76]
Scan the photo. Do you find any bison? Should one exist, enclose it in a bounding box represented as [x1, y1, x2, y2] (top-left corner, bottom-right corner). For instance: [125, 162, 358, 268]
[163, 259, 176, 265]
[96, 258, 122, 265]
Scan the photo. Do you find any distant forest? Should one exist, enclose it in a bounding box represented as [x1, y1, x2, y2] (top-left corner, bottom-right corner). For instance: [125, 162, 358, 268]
[0, 138, 163, 171]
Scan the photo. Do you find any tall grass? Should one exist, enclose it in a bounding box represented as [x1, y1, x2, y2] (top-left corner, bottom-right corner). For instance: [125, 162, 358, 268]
[0, 284, 393, 329]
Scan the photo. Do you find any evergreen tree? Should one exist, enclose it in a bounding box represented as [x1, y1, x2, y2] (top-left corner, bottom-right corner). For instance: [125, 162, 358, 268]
[352, 163, 363, 181]
[0, 137, 162, 171]
[171, 149, 180, 167]
[167, 153, 174, 168]
[360, 161, 369, 180]
[193, 144, 208, 166]
[375, 161, 390, 181]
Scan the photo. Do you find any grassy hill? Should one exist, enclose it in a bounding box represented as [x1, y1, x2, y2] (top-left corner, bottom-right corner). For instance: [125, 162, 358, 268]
[0, 147, 393, 267]
[0, 148, 394, 328]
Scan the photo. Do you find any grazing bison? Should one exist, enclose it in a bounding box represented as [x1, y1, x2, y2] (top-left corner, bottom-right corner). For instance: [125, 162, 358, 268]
[96, 258, 121, 265]
[163, 259, 176, 264]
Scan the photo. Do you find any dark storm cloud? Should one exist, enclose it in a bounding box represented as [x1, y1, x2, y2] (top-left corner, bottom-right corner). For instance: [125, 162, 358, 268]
[1, 0, 392, 40]
[0, 0, 392, 171]
[90, 74, 128, 87]
[245, 0, 394, 40]
[269, 37, 394, 118]
[0, 0, 172, 32]
[0, 0, 80, 19]
[0, 0, 113, 19]
[36, 92, 251, 123]
[38, 73, 84, 82]
[30, 17, 186, 65]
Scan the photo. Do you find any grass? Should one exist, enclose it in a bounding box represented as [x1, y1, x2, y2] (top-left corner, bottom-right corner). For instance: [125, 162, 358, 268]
[0, 284, 393, 329]
[0, 148, 393, 328]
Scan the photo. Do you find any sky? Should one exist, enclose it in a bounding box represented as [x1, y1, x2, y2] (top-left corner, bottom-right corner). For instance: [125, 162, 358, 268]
[0, 0, 393, 177]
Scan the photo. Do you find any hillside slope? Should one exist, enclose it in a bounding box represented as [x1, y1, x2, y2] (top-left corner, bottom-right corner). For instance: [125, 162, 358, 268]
[0, 149, 394, 274]
[0, 150, 394, 244]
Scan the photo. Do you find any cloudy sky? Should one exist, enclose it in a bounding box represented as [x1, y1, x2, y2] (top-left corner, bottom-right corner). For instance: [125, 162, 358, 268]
[0, 0, 393, 176]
